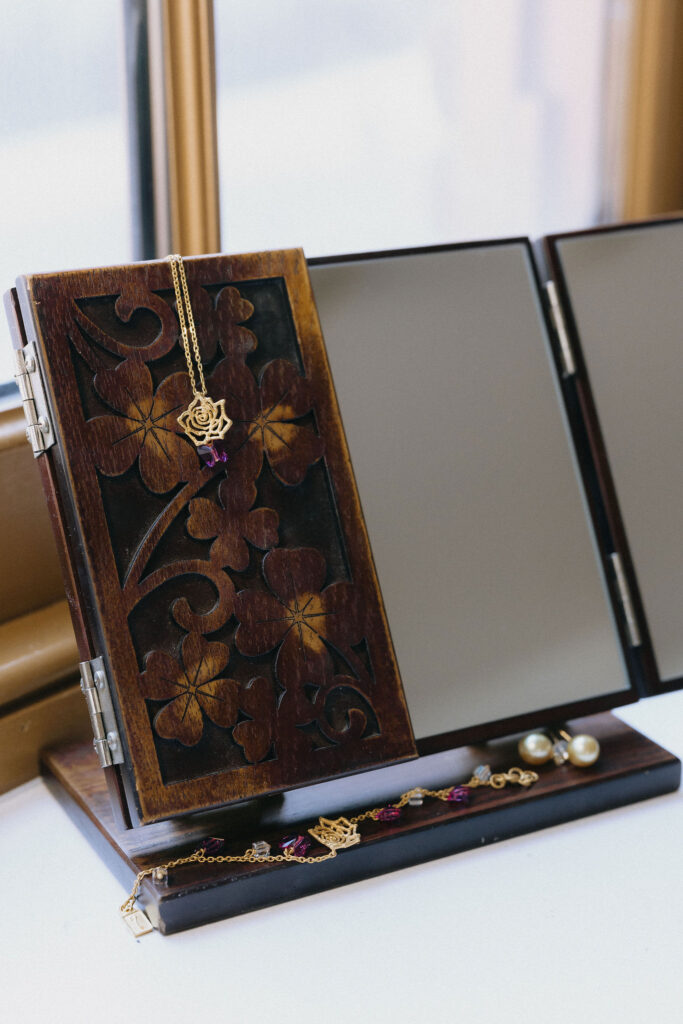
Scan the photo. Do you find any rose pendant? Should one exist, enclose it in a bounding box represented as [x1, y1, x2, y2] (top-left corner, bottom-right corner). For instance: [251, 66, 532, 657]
[177, 393, 233, 447]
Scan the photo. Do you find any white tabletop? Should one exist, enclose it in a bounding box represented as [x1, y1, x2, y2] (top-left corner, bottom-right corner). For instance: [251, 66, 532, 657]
[1, 692, 681, 1024]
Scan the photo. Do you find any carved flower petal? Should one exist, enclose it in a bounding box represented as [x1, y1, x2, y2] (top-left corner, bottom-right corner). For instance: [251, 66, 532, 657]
[320, 581, 365, 648]
[210, 531, 250, 572]
[243, 507, 279, 551]
[215, 286, 257, 360]
[219, 476, 256, 518]
[263, 421, 325, 486]
[89, 414, 144, 477]
[93, 358, 154, 417]
[233, 719, 272, 763]
[151, 371, 194, 431]
[233, 677, 275, 763]
[263, 547, 327, 605]
[154, 694, 204, 746]
[138, 423, 197, 493]
[280, 616, 327, 667]
[224, 436, 264, 484]
[181, 632, 230, 686]
[275, 629, 330, 689]
[208, 358, 259, 423]
[186, 497, 225, 541]
[234, 589, 292, 656]
[140, 650, 185, 700]
[196, 677, 240, 728]
[259, 359, 312, 420]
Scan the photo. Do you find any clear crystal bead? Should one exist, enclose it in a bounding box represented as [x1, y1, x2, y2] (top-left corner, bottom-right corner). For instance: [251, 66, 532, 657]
[408, 792, 424, 807]
[252, 840, 271, 859]
[473, 764, 492, 783]
[552, 740, 569, 765]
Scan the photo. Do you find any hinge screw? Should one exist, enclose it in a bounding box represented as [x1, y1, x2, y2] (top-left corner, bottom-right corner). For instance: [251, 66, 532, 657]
[107, 732, 119, 753]
[25, 356, 36, 373]
[95, 670, 106, 690]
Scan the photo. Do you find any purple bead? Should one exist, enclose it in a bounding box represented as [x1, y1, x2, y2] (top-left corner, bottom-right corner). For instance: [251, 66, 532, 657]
[375, 806, 402, 822]
[196, 836, 225, 855]
[198, 442, 229, 468]
[278, 834, 311, 857]
[446, 785, 471, 805]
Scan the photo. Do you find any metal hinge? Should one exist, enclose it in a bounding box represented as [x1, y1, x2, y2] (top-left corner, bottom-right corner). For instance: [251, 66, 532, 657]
[609, 552, 642, 648]
[14, 341, 55, 456]
[79, 657, 124, 767]
[545, 281, 577, 377]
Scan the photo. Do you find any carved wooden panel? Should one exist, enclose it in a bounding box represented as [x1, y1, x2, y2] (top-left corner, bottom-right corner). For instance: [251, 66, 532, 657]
[15, 251, 415, 823]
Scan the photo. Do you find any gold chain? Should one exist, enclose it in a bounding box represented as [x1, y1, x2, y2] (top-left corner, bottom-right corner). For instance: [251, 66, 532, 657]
[168, 253, 206, 397]
[167, 254, 233, 450]
[120, 763, 538, 934]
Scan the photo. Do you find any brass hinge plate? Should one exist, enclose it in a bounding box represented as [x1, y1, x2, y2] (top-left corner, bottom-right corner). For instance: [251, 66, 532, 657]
[545, 281, 577, 377]
[79, 657, 124, 767]
[610, 552, 642, 648]
[14, 341, 55, 456]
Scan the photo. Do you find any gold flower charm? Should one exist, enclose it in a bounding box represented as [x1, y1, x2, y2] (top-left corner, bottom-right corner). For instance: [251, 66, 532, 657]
[308, 817, 360, 852]
[177, 393, 233, 447]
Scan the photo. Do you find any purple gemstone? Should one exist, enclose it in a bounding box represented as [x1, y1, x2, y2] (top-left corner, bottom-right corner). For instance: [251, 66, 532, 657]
[278, 834, 311, 857]
[196, 836, 225, 855]
[375, 806, 402, 822]
[198, 442, 229, 468]
[446, 785, 471, 805]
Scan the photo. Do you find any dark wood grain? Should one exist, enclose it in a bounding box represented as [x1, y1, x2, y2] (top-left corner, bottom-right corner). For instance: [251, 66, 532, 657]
[10, 251, 416, 824]
[42, 712, 680, 934]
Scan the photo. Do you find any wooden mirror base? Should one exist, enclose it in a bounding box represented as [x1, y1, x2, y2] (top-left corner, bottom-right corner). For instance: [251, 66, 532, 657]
[42, 712, 680, 936]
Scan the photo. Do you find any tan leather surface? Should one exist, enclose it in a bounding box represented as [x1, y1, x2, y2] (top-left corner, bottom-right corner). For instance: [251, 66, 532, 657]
[0, 683, 89, 795]
[0, 600, 79, 708]
[0, 408, 65, 624]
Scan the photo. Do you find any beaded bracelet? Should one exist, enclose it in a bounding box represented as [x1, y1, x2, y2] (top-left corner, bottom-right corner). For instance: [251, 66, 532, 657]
[121, 762, 538, 936]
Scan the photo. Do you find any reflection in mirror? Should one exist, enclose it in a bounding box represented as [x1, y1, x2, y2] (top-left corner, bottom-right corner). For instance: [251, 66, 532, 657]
[554, 222, 683, 686]
[310, 243, 630, 742]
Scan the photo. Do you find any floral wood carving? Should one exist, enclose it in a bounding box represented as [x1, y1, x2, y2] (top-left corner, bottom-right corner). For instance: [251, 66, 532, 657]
[235, 547, 363, 686]
[89, 359, 196, 493]
[209, 357, 325, 485]
[187, 477, 279, 572]
[77, 278, 380, 771]
[141, 632, 239, 746]
[21, 252, 415, 821]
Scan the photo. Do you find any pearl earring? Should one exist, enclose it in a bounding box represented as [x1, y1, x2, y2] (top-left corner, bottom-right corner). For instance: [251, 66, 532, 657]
[565, 732, 601, 767]
[518, 728, 600, 768]
[517, 731, 554, 765]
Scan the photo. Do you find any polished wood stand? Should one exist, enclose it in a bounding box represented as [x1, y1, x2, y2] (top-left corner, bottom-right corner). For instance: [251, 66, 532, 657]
[42, 712, 680, 935]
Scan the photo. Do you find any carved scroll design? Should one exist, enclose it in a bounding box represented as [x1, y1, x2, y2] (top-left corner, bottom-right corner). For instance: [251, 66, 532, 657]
[72, 282, 381, 768]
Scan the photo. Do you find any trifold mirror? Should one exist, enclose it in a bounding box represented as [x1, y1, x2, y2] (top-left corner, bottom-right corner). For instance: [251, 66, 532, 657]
[545, 219, 683, 695]
[8, 218, 679, 829]
[309, 217, 682, 752]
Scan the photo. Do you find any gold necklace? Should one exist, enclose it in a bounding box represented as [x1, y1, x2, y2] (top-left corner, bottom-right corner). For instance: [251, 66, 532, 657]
[168, 254, 233, 455]
[120, 762, 538, 936]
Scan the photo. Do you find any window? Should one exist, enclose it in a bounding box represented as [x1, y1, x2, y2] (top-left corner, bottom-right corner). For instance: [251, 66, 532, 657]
[0, 0, 130, 383]
[214, 0, 620, 256]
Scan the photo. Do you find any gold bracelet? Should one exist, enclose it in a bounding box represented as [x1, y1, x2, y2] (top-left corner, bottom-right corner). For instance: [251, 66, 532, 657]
[121, 762, 538, 936]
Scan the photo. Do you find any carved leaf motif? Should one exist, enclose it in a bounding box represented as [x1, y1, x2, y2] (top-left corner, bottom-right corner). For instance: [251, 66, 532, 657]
[186, 477, 279, 571]
[234, 547, 365, 687]
[88, 358, 197, 493]
[233, 676, 276, 763]
[141, 632, 239, 746]
[179, 284, 257, 366]
[209, 358, 325, 485]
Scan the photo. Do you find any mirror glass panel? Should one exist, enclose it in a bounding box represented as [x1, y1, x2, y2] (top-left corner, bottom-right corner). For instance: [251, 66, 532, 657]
[309, 243, 629, 741]
[555, 222, 683, 685]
